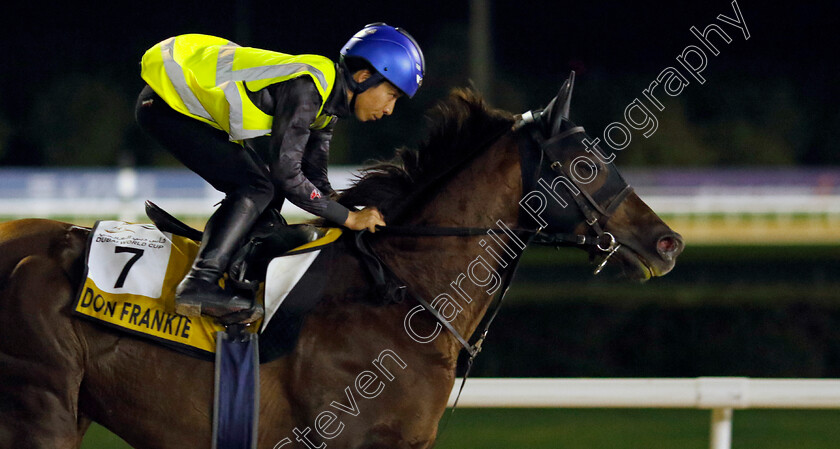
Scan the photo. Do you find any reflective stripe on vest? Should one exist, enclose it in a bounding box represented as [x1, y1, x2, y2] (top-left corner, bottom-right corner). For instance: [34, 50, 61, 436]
[141, 34, 336, 140]
[159, 37, 214, 122]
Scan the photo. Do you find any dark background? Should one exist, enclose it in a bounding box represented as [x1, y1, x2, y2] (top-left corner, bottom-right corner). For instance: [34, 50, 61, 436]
[471, 244, 840, 378]
[2, 0, 837, 167]
[3, 1, 839, 378]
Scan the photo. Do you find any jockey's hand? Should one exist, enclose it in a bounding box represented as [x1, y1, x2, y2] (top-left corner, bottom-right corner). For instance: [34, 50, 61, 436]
[344, 207, 386, 232]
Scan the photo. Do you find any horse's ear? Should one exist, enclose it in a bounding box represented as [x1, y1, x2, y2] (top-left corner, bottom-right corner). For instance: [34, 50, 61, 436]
[541, 71, 575, 136]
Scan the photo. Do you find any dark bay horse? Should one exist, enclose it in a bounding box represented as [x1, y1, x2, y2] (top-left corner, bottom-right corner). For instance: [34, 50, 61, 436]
[0, 76, 682, 449]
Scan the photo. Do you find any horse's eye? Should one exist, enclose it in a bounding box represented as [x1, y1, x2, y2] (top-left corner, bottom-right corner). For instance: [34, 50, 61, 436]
[577, 164, 592, 177]
[570, 156, 599, 184]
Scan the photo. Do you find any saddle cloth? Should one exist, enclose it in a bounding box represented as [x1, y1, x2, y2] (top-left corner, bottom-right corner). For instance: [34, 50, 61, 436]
[73, 220, 342, 360]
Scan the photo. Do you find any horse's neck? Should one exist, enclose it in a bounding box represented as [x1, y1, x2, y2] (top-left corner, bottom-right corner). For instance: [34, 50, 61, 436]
[380, 136, 524, 358]
[417, 135, 520, 228]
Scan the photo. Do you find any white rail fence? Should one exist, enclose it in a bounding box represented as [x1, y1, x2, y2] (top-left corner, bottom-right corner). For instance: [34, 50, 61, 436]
[446, 377, 840, 449]
[1, 168, 839, 221]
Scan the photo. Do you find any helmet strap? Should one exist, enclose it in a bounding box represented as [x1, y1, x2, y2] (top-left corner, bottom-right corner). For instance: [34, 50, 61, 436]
[353, 71, 385, 94]
[341, 61, 386, 113]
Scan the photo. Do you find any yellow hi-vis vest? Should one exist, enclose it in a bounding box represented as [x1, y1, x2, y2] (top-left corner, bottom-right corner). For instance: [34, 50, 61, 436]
[140, 34, 337, 141]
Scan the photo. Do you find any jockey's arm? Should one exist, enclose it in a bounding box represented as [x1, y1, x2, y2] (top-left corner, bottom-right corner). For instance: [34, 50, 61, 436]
[301, 125, 385, 232]
[261, 78, 351, 226]
[254, 78, 384, 231]
[301, 125, 336, 197]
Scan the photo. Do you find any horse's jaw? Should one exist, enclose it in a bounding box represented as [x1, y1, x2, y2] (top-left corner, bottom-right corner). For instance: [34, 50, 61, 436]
[615, 245, 656, 281]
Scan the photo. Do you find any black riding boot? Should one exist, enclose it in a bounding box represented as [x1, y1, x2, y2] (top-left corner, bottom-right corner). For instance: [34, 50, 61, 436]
[175, 196, 261, 318]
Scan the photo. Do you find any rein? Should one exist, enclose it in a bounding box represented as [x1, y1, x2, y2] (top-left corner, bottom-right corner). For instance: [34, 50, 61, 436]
[354, 230, 529, 359]
[353, 227, 534, 416]
[358, 212, 622, 355]
[376, 223, 610, 247]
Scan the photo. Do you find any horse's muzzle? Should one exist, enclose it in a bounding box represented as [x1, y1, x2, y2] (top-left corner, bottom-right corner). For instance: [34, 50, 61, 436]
[656, 233, 684, 262]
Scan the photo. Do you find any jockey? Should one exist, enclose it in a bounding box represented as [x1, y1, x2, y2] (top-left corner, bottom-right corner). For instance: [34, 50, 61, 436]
[135, 23, 425, 319]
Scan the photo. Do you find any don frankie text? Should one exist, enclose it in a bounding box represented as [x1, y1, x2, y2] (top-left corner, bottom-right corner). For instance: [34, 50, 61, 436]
[78, 287, 193, 338]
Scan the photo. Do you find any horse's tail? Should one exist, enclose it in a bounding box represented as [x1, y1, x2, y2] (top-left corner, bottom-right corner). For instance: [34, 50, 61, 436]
[0, 219, 89, 291]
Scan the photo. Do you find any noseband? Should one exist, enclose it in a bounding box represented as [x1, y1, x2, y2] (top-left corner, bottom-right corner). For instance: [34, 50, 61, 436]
[519, 112, 634, 273]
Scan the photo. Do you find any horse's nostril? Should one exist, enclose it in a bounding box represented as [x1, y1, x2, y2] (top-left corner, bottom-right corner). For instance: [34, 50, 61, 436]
[657, 233, 683, 259]
[658, 237, 676, 254]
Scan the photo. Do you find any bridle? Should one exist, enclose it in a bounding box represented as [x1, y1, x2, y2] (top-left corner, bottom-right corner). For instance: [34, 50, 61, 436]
[374, 109, 634, 271]
[355, 105, 634, 343]
[517, 109, 634, 274]
[352, 106, 636, 410]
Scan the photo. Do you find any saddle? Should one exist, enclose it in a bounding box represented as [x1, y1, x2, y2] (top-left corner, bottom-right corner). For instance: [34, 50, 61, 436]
[141, 201, 402, 359]
[144, 201, 324, 321]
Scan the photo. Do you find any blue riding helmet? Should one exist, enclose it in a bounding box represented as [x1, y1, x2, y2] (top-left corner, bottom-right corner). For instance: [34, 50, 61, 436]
[340, 23, 426, 98]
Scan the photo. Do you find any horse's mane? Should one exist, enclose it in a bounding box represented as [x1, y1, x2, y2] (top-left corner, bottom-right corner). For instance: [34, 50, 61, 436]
[335, 88, 515, 220]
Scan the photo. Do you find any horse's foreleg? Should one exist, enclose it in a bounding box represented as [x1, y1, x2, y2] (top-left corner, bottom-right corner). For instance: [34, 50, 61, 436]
[0, 255, 88, 448]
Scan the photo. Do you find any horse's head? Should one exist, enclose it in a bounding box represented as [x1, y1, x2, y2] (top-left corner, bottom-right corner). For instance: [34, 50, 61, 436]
[516, 72, 683, 280]
[339, 77, 681, 280]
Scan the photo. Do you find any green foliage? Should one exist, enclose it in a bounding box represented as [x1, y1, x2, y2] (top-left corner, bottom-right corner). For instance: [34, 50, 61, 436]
[29, 75, 134, 166]
[0, 114, 9, 161]
[617, 98, 718, 166]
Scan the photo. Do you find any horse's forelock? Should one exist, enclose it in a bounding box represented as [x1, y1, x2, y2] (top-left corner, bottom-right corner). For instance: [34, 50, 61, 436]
[336, 88, 514, 217]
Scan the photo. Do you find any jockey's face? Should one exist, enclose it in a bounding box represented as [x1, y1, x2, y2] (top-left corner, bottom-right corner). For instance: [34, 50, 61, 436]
[351, 70, 402, 122]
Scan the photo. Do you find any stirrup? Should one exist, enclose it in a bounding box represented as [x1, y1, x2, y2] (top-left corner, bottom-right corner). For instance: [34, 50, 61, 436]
[217, 304, 265, 326]
[174, 285, 253, 317]
[174, 300, 203, 317]
[174, 292, 254, 317]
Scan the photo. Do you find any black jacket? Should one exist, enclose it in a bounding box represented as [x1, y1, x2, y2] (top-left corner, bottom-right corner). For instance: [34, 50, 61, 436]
[245, 67, 352, 225]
